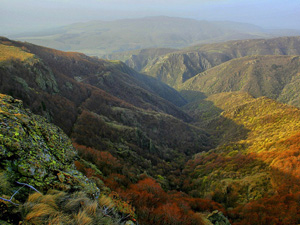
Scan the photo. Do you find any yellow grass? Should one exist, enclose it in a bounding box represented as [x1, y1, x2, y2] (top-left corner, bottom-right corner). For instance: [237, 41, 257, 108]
[73, 211, 93, 225]
[25, 203, 57, 223]
[40, 194, 59, 210]
[26, 192, 43, 203]
[84, 201, 98, 216]
[47, 214, 71, 225]
[98, 195, 114, 209]
[0, 44, 35, 62]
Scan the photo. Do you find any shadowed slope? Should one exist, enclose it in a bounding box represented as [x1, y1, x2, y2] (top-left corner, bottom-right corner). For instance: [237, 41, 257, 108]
[10, 37, 188, 109]
[0, 37, 212, 181]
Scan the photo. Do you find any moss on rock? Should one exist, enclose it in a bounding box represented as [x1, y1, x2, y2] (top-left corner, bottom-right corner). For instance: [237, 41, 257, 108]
[0, 93, 99, 198]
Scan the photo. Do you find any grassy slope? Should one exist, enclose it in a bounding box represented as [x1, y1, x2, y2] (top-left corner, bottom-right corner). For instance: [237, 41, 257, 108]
[179, 55, 300, 108]
[0, 44, 35, 62]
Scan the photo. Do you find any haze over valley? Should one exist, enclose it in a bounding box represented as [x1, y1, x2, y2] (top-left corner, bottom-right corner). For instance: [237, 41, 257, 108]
[11, 17, 300, 56]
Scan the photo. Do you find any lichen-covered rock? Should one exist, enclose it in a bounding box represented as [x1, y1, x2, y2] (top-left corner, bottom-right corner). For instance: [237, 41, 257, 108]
[0, 93, 99, 197]
[207, 210, 231, 225]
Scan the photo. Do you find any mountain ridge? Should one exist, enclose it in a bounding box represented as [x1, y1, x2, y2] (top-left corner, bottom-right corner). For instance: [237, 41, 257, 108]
[12, 16, 293, 55]
[106, 36, 300, 88]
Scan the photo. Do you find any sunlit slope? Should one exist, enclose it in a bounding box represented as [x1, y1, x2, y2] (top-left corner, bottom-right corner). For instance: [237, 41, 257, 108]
[0, 43, 36, 62]
[180, 55, 300, 107]
[183, 92, 300, 207]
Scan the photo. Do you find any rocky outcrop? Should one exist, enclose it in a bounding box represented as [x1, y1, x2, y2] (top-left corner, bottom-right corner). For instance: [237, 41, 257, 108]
[0, 93, 98, 198]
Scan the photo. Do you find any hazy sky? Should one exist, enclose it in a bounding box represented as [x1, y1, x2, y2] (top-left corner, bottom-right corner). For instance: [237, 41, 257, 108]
[1, 0, 300, 35]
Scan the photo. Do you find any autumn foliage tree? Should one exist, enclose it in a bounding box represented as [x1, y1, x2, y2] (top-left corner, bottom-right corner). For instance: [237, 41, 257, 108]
[119, 177, 222, 225]
[73, 143, 121, 175]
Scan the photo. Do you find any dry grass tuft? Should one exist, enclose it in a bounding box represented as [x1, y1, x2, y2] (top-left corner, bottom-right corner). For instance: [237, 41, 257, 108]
[25, 203, 57, 224]
[21, 190, 125, 225]
[98, 195, 114, 209]
[73, 210, 93, 225]
[26, 192, 43, 203]
[84, 201, 98, 217]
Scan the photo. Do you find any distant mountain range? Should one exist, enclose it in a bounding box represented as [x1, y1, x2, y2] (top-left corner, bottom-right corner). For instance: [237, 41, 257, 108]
[12, 16, 300, 55]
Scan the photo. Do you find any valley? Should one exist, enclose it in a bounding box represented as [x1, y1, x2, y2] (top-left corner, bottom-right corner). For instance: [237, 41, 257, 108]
[1, 34, 300, 225]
